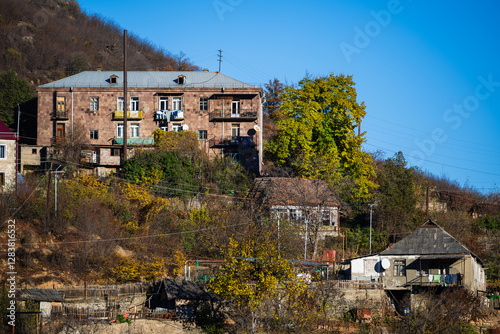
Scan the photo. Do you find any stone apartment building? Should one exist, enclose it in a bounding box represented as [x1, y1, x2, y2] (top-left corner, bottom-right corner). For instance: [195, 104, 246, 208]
[37, 70, 263, 174]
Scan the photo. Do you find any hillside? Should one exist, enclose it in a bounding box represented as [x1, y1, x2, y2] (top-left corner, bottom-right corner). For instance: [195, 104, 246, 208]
[0, 0, 197, 86]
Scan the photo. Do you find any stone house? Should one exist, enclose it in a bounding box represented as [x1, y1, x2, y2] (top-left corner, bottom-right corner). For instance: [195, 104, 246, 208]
[37, 71, 263, 174]
[0, 119, 17, 192]
[347, 220, 486, 313]
[250, 177, 341, 238]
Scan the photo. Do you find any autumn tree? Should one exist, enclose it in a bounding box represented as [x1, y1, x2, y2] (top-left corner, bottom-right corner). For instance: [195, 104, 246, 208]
[209, 235, 317, 333]
[265, 74, 376, 202]
[263, 78, 284, 141]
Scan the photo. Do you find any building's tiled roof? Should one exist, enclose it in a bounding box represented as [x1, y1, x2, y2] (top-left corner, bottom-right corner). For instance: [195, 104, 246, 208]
[250, 177, 340, 208]
[381, 220, 473, 256]
[38, 71, 259, 89]
[19, 288, 64, 302]
[0, 119, 16, 140]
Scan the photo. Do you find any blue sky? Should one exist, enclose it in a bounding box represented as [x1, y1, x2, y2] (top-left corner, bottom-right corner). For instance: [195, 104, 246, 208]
[76, 0, 500, 194]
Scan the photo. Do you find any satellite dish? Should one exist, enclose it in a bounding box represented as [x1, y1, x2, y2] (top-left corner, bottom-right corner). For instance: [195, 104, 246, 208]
[253, 125, 261, 132]
[182, 124, 189, 131]
[247, 129, 256, 136]
[381, 258, 390, 270]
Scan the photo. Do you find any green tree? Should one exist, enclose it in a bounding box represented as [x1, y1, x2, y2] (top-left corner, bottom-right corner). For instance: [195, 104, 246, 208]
[376, 151, 421, 237]
[0, 71, 36, 130]
[265, 73, 376, 201]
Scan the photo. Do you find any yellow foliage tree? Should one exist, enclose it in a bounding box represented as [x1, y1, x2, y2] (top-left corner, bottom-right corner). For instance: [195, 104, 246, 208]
[209, 236, 314, 333]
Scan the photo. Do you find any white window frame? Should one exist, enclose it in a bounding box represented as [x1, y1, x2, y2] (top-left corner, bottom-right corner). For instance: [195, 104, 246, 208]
[90, 97, 99, 111]
[130, 97, 139, 111]
[117, 123, 124, 138]
[231, 101, 240, 117]
[231, 123, 240, 137]
[172, 97, 182, 111]
[200, 97, 208, 111]
[90, 130, 99, 140]
[0, 145, 5, 159]
[130, 123, 140, 138]
[117, 97, 124, 111]
[172, 123, 182, 132]
[159, 97, 169, 111]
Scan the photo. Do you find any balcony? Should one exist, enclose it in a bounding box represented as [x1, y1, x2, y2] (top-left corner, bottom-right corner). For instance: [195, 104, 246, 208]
[155, 110, 184, 121]
[406, 273, 463, 287]
[51, 136, 66, 145]
[113, 110, 143, 120]
[209, 110, 258, 122]
[209, 136, 255, 149]
[51, 111, 69, 120]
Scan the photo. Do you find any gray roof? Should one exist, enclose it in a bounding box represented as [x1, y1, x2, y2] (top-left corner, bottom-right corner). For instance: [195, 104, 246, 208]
[38, 71, 259, 89]
[19, 289, 64, 302]
[381, 220, 473, 257]
[159, 280, 218, 301]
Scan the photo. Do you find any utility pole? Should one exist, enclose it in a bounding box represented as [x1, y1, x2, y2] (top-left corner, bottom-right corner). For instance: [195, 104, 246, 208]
[123, 30, 128, 162]
[369, 203, 377, 255]
[304, 216, 308, 260]
[217, 49, 222, 72]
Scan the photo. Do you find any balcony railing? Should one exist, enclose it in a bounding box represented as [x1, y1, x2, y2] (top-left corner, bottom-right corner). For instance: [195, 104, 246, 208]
[51, 111, 69, 120]
[155, 110, 184, 121]
[51, 136, 66, 145]
[209, 110, 258, 122]
[113, 110, 143, 119]
[209, 135, 255, 149]
[406, 273, 463, 287]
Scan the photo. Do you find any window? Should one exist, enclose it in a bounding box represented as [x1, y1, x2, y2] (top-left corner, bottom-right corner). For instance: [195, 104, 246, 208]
[0, 173, 4, 186]
[231, 124, 240, 137]
[159, 97, 169, 111]
[111, 148, 121, 156]
[117, 123, 124, 138]
[290, 208, 303, 221]
[177, 75, 185, 85]
[32, 148, 37, 154]
[90, 130, 99, 140]
[130, 123, 140, 137]
[321, 210, 331, 226]
[90, 97, 99, 111]
[198, 130, 207, 140]
[159, 122, 168, 131]
[172, 97, 182, 110]
[56, 96, 66, 112]
[394, 260, 406, 276]
[110, 75, 118, 84]
[231, 101, 240, 116]
[117, 97, 124, 111]
[130, 97, 139, 111]
[172, 123, 182, 132]
[0, 145, 5, 159]
[199, 97, 208, 111]
[56, 123, 65, 138]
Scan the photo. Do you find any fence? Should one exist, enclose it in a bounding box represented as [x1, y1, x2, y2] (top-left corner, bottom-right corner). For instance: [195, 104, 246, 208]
[56, 283, 153, 300]
[51, 305, 176, 322]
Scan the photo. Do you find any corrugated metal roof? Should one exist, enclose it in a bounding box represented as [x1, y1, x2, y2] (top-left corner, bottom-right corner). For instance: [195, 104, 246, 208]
[19, 288, 64, 302]
[381, 220, 473, 257]
[38, 71, 259, 89]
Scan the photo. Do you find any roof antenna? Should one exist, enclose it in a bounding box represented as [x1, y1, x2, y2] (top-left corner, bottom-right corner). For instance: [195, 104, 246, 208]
[217, 49, 222, 72]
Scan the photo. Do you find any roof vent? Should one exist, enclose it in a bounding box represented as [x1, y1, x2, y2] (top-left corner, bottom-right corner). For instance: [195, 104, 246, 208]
[110, 75, 118, 85]
[177, 75, 186, 85]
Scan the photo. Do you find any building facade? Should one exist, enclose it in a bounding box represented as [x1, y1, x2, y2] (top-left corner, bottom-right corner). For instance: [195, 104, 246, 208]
[0, 120, 16, 192]
[37, 71, 263, 174]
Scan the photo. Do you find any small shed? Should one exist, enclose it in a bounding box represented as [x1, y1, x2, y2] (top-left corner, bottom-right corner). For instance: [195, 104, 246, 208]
[19, 288, 64, 317]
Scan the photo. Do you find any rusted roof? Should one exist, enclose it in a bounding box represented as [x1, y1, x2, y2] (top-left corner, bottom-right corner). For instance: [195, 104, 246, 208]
[19, 289, 64, 302]
[250, 177, 340, 208]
